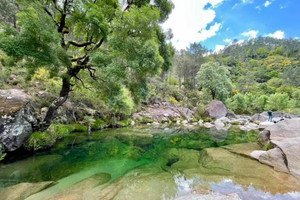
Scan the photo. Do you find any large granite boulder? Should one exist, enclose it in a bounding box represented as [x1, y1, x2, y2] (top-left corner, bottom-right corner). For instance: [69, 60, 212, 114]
[250, 113, 268, 123]
[133, 102, 194, 123]
[0, 89, 37, 152]
[251, 118, 300, 178]
[205, 100, 227, 119]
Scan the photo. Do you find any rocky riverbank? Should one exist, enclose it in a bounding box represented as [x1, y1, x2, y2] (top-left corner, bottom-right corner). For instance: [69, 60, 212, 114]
[1, 88, 299, 185]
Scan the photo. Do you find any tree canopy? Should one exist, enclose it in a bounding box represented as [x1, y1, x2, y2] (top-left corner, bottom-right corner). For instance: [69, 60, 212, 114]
[196, 62, 232, 100]
[0, 0, 174, 130]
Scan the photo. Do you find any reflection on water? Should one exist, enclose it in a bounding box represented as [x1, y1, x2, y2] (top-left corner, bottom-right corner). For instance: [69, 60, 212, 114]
[211, 179, 300, 200]
[0, 126, 299, 200]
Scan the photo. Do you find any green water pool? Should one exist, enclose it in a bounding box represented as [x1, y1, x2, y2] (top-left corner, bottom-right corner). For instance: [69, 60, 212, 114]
[0, 126, 299, 200]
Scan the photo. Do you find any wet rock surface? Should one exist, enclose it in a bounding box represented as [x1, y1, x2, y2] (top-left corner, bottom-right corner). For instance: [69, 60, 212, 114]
[0, 181, 54, 200]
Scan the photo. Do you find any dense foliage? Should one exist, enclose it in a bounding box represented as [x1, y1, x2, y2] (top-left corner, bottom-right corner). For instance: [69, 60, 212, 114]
[0, 0, 174, 129]
[165, 38, 300, 115]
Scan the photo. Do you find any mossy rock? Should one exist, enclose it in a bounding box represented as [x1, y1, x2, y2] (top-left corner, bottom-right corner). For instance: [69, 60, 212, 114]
[115, 133, 154, 147]
[203, 117, 212, 122]
[92, 119, 108, 130]
[117, 119, 132, 127]
[231, 121, 240, 125]
[135, 117, 154, 124]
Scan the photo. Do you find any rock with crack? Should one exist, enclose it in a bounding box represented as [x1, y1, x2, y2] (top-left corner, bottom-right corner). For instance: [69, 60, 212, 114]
[251, 118, 300, 178]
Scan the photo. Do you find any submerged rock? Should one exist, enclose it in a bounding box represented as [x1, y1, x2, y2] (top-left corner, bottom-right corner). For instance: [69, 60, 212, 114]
[49, 173, 111, 200]
[185, 146, 300, 194]
[0, 181, 54, 200]
[115, 132, 154, 147]
[0, 89, 37, 152]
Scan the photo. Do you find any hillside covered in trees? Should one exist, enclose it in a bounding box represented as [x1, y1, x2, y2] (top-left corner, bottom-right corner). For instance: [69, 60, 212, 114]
[163, 37, 300, 116]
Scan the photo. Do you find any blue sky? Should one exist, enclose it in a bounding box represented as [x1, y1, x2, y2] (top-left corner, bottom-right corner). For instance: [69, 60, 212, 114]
[162, 0, 300, 51]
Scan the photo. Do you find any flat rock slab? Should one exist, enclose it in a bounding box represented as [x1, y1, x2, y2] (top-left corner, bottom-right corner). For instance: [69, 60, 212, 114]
[0, 181, 54, 200]
[267, 118, 300, 140]
[222, 143, 261, 158]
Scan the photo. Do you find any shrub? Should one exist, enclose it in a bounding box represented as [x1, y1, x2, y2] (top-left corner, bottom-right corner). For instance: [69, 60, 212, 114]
[25, 131, 55, 151]
[92, 119, 107, 130]
[0, 153, 7, 161]
[254, 95, 269, 112]
[226, 93, 247, 114]
[265, 93, 290, 111]
[231, 121, 240, 125]
[263, 143, 273, 151]
[167, 77, 178, 85]
[291, 89, 300, 108]
[117, 119, 132, 127]
[169, 96, 178, 104]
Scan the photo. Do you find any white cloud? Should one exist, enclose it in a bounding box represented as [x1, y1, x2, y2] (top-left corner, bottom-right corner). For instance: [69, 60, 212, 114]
[241, 30, 259, 39]
[198, 23, 222, 42]
[242, 0, 254, 4]
[264, 1, 272, 7]
[266, 30, 285, 39]
[224, 38, 232, 43]
[233, 0, 254, 9]
[162, 0, 225, 50]
[255, 6, 261, 11]
[215, 45, 226, 52]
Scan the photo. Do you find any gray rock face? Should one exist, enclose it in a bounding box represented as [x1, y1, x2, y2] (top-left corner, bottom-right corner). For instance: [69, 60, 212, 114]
[133, 102, 194, 123]
[250, 114, 268, 123]
[226, 109, 236, 119]
[258, 129, 270, 145]
[272, 138, 300, 177]
[258, 147, 289, 173]
[205, 100, 227, 119]
[251, 118, 300, 178]
[0, 89, 37, 151]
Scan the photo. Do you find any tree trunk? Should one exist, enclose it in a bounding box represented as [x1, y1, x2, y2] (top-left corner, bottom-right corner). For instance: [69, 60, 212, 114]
[211, 90, 216, 100]
[88, 122, 91, 138]
[40, 76, 72, 131]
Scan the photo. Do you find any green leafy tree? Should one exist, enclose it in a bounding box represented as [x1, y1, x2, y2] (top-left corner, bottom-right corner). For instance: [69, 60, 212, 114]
[225, 93, 247, 114]
[282, 66, 300, 87]
[266, 93, 290, 111]
[196, 62, 232, 100]
[0, 0, 173, 130]
[291, 89, 300, 108]
[254, 95, 269, 112]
